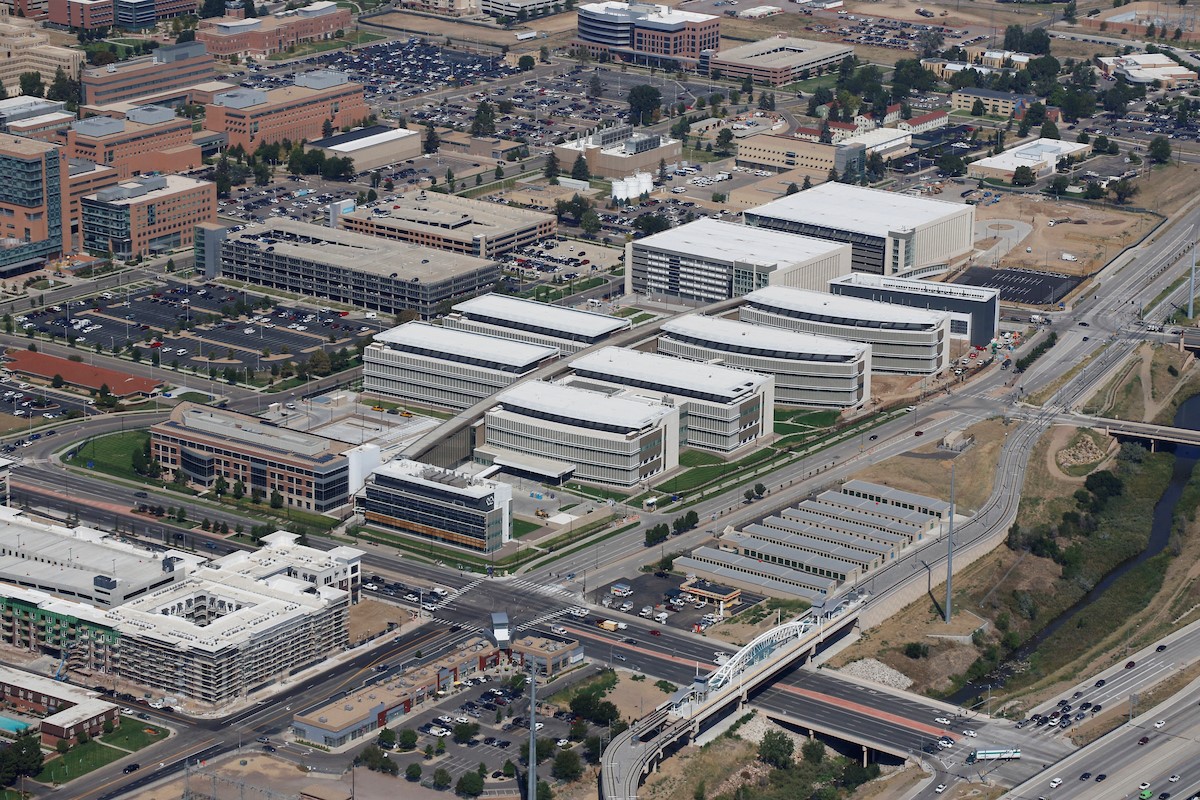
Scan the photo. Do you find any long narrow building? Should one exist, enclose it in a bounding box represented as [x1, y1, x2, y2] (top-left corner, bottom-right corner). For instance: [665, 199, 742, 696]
[657, 315, 870, 408]
[740, 286, 951, 374]
[444, 293, 631, 356]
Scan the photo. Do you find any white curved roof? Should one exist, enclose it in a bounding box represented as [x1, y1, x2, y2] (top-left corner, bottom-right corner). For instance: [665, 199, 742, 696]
[661, 314, 866, 359]
[747, 182, 969, 236]
[744, 286, 948, 327]
[375, 322, 558, 369]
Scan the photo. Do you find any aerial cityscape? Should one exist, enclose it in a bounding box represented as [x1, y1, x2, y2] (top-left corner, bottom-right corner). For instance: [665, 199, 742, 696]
[0, 0, 1189, 797]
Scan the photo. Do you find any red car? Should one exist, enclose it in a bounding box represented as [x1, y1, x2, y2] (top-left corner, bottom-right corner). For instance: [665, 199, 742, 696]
[650, 630, 662, 637]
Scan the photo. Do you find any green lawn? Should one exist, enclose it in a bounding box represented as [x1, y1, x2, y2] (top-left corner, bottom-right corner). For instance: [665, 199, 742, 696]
[678, 450, 722, 467]
[629, 313, 655, 324]
[67, 430, 149, 484]
[613, 307, 641, 318]
[778, 73, 839, 94]
[36, 741, 124, 784]
[773, 408, 840, 427]
[512, 519, 543, 538]
[562, 482, 629, 502]
[102, 721, 167, 752]
[520, 277, 606, 303]
[173, 391, 213, 404]
[655, 448, 777, 494]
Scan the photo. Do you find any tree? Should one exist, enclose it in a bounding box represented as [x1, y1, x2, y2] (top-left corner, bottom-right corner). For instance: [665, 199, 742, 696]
[270, 489, 284, 509]
[1148, 135, 1173, 163]
[177, 28, 196, 43]
[971, 98, 986, 117]
[1048, 175, 1070, 195]
[51, 374, 63, 388]
[1039, 120, 1060, 140]
[580, 208, 601, 236]
[452, 722, 480, 744]
[471, 100, 497, 137]
[1011, 165, 1037, 186]
[632, 213, 670, 235]
[422, 123, 439, 155]
[18, 72, 44, 98]
[570, 153, 590, 180]
[753, 482, 765, 498]
[536, 781, 553, 800]
[744, 489, 756, 503]
[758, 729, 794, 768]
[785, 182, 800, 196]
[456, 771, 484, 796]
[244, 0, 258, 16]
[1111, 178, 1139, 204]
[588, 72, 603, 98]
[551, 749, 583, 782]
[627, 84, 663, 125]
[544, 151, 560, 181]
[47, 67, 77, 105]
[405, 763, 423, 782]
[801, 738, 825, 764]
[398, 728, 418, 750]
[518, 55, 536, 71]
[715, 128, 734, 154]
[433, 767, 452, 789]
[200, 0, 225, 16]
[1063, 0, 1077, 22]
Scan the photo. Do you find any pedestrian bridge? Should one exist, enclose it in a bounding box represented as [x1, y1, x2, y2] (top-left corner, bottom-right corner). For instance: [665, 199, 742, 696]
[600, 598, 864, 800]
[1065, 414, 1200, 449]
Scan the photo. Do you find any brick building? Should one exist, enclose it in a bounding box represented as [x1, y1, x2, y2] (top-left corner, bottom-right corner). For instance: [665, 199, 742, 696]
[48, 0, 112, 28]
[79, 41, 215, 107]
[197, 2, 351, 59]
[204, 70, 368, 150]
[576, 1, 718, 68]
[82, 174, 215, 259]
[58, 105, 201, 180]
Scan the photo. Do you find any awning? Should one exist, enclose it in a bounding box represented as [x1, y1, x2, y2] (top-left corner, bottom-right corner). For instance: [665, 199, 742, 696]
[476, 446, 575, 481]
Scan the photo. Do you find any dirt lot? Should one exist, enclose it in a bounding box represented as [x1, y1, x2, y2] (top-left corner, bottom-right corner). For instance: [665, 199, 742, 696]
[974, 194, 1154, 277]
[368, 9, 579, 50]
[348, 597, 408, 644]
[848, 417, 1011, 515]
[127, 754, 346, 800]
[1132, 163, 1200, 219]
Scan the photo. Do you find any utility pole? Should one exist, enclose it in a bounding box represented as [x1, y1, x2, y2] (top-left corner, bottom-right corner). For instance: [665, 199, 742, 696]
[527, 664, 538, 800]
[945, 461, 956, 624]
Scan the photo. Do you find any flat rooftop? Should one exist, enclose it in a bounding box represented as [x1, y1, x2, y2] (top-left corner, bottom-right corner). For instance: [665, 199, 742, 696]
[161, 402, 348, 462]
[747, 182, 969, 236]
[712, 36, 852, 67]
[842, 479, 951, 514]
[373, 321, 558, 370]
[226, 219, 497, 280]
[744, 286, 949, 327]
[662, 314, 867, 359]
[343, 191, 552, 238]
[89, 174, 210, 205]
[452, 293, 630, 340]
[969, 138, 1089, 171]
[635, 218, 848, 267]
[0, 134, 56, 157]
[493, 381, 673, 433]
[830, 273, 999, 302]
[571, 346, 768, 401]
[312, 126, 418, 153]
[370, 459, 504, 500]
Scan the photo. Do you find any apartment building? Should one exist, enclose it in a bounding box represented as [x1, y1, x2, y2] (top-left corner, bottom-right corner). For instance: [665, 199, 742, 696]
[740, 286, 951, 374]
[658, 314, 870, 408]
[0, 135, 69, 277]
[443, 293, 631, 356]
[0, 667, 117, 746]
[59, 105, 202, 179]
[478, 380, 680, 486]
[216, 220, 500, 319]
[336, 191, 555, 260]
[576, 1, 719, 68]
[48, 0, 113, 29]
[150, 402, 375, 513]
[356, 459, 514, 553]
[949, 88, 1039, 119]
[204, 70, 368, 150]
[197, 2, 351, 59]
[82, 174, 215, 259]
[363, 322, 558, 410]
[79, 41, 214, 106]
[0, 14, 83, 100]
[569, 347, 773, 452]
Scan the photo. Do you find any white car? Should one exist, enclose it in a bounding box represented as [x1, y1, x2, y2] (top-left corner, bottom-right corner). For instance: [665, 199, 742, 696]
[935, 717, 951, 725]
[1140, 783, 1150, 791]
[1154, 719, 1166, 729]
[556, 739, 569, 748]
[1049, 777, 1062, 788]
[455, 716, 470, 725]
[534, 723, 544, 731]
[934, 785, 946, 794]
[962, 729, 977, 738]
[1170, 775, 1181, 783]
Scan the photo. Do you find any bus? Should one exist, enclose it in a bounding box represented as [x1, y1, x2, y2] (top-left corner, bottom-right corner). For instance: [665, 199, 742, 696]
[965, 749, 1021, 764]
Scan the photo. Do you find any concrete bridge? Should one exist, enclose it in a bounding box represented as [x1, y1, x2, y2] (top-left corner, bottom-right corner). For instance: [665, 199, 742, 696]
[600, 599, 863, 800]
[1064, 413, 1200, 449]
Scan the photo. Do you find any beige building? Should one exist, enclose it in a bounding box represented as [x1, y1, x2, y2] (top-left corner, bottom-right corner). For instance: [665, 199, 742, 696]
[438, 130, 526, 161]
[305, 125, 421, 172]
[553, 124, 681, 179]
[706, 37, 852, 86]
[398, 0, 475, 14]
[0, 12, 82, 100]
[734, 134, 862, 182]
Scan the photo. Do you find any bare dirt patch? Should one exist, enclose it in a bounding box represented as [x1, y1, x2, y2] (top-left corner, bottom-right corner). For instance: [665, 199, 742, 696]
[848, 417, 1010, 515]
[348, 597, 407, 644]
[639, 734, 758, 800]
[974, 194, 1154, 277]
[1132, 163, 1200, 219]
[607, 672, 676, 722]
[127, 754, 344, 800]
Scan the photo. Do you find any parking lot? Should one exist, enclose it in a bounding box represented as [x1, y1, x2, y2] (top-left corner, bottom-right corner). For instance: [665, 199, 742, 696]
[14, 283, 378, 376]
[957, 266, 1084, 306]
[597, 573, 760, 636]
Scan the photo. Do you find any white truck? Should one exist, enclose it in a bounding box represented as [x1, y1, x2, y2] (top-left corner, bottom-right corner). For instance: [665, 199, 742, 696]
[654, 611, 669, 624]
[1030, 314, 1045, 324]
